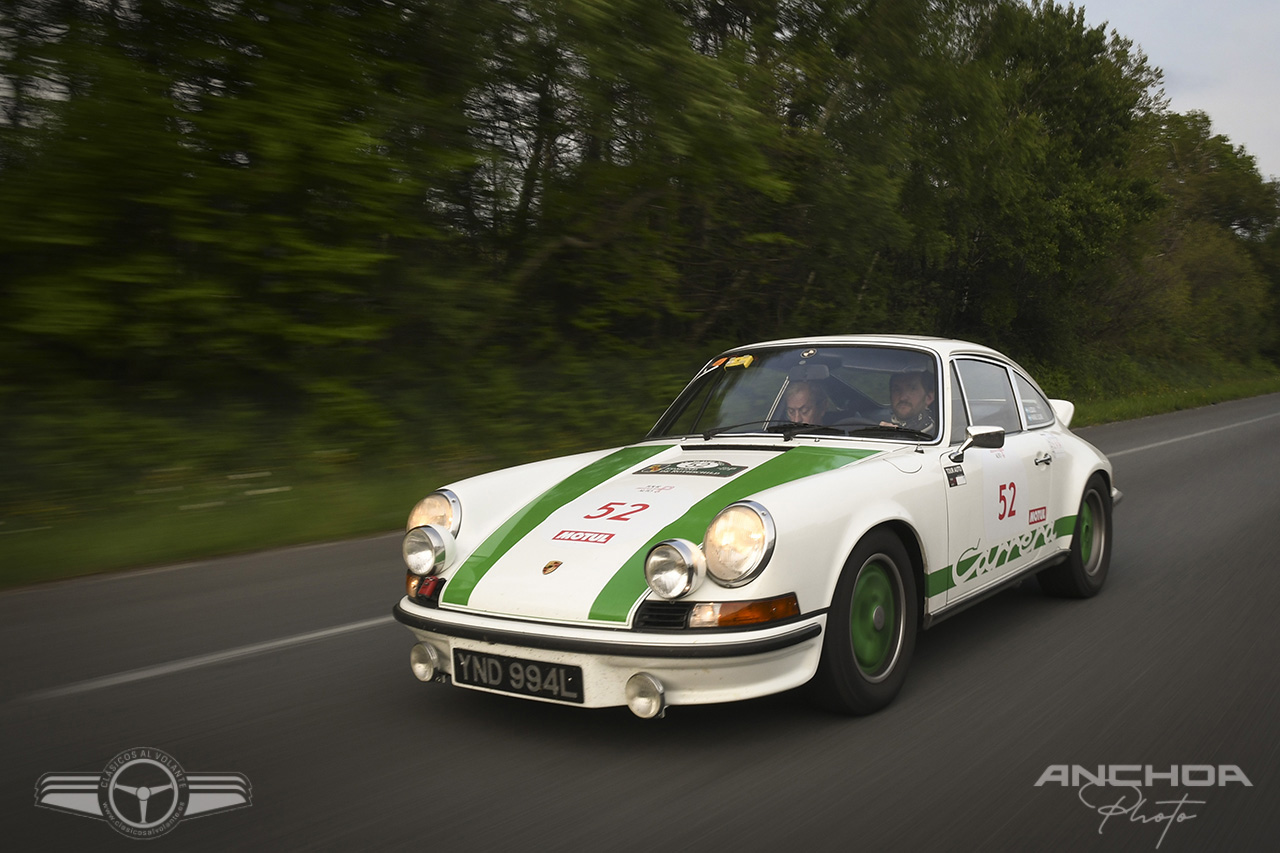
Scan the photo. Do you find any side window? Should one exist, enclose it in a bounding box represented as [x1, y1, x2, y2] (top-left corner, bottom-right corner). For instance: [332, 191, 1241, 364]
[949, 362, 969, 445]
[956, 360, 1022, 434]
[1013, 373, 1054, 428]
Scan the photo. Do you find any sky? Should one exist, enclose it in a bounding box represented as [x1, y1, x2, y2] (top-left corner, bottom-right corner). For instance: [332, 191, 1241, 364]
[1074, 1, 1280, 180]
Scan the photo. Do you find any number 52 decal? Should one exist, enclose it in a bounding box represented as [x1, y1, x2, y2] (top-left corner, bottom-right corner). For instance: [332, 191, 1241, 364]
[997, 482, 1017, 520]
[585, 502, 650, 521]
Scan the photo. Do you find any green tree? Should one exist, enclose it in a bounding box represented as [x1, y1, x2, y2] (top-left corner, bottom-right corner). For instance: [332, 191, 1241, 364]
[0, 1, 488, 471]
[1108, 111, 1279, 362]
[888, 1, 1163, 360]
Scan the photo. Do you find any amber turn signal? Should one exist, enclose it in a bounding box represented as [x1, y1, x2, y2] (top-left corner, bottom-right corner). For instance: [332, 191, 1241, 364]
[688, 593, 800, 628]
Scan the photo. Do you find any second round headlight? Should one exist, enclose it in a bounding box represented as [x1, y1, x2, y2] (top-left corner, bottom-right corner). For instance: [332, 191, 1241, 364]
[644, 539, 706, 599]
[407, 489, 461, 534]
[704, 501, 775, 586]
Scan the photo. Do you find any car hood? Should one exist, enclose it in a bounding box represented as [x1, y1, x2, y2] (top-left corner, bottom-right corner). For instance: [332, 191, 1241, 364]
[439, 441, 884, 625]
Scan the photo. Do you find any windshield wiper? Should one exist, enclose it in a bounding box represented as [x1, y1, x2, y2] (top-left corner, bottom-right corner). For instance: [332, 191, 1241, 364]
[700, 419, 791, 440]
[776, 417, 882, 441]
[843, 423, 935, 441]
[771, 421, 836, 441]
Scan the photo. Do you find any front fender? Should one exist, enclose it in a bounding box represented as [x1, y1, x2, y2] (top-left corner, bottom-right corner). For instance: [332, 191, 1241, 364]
[740, 453, 946, 615]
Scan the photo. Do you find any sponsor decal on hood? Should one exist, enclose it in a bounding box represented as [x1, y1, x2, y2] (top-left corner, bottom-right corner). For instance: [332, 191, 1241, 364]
[634, 460, 747, 477]
[441, 444, 880, 624]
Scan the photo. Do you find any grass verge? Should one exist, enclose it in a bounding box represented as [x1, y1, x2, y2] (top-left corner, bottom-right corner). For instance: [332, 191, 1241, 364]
[1071, 375, 1280, 425]
[4, 377, 1280, 590]
[0, 463, 482, 589]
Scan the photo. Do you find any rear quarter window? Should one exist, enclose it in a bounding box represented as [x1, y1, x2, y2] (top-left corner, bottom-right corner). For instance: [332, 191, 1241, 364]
[1013, 373, 1054, 428]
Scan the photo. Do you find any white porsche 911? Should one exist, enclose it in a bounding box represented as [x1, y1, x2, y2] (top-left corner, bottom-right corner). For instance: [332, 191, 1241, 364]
[393, 336, 1120, 718]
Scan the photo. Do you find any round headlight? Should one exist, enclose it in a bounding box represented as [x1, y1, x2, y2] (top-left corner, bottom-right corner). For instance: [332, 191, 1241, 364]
[704, 501, 775, 586]
[403, 524, 455, 576]
[407, 490, 461, 534]
[644, 539, 706, 600]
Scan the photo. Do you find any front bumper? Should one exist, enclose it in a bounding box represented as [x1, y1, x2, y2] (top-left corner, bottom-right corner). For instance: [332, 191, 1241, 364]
[393, 598, 825, 711]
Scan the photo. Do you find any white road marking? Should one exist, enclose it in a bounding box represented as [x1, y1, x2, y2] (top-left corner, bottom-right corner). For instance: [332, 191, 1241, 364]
[11, 408, 1276, 701]
[21, 615, 395, 702]
[1106, 411, 1280, 458]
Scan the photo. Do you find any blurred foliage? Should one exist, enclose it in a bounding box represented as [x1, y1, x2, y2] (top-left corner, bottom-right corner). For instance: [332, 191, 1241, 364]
[1, 0, 1279, 530]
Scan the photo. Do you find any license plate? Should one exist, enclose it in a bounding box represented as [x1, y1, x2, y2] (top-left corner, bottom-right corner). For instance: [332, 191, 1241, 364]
[452, 649, 584, 704]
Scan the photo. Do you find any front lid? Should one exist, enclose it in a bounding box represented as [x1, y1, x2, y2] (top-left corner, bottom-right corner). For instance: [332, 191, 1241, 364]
[440, 442, 880, 625]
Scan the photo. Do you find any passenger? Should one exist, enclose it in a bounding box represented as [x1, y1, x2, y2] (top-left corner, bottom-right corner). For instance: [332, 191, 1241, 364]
[785, 381, 829, 425]
[882, 370, 937, 435]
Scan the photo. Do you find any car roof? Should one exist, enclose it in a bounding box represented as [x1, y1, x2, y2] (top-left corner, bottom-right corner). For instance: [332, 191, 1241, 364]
[715, 334, 1044, 391]
[720, 334, 1007, 362]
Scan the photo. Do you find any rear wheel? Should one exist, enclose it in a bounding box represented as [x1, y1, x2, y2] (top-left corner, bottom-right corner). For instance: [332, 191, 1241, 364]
[810, 530, 918, 715]
[1038, 473, 1111, 598]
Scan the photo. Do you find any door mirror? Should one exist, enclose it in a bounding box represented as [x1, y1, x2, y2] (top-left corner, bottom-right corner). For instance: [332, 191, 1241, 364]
[949, 425, 1004, 462]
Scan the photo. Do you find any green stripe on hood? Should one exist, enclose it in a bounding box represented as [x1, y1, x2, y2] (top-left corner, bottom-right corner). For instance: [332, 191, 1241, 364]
[588, 446, 881, 622]
[441, 444, 673, 607]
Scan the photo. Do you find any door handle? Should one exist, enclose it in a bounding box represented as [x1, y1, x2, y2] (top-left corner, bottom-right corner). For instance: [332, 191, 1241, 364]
[1034, 453, 1052, 467]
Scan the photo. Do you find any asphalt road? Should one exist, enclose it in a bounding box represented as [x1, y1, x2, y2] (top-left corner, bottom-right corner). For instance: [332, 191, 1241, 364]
[4, 394, 1279, 851]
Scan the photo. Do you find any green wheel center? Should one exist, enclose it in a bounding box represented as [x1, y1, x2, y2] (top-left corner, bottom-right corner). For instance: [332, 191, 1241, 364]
[851, 562, 897, 672]
[1079, 502, 1094, 559]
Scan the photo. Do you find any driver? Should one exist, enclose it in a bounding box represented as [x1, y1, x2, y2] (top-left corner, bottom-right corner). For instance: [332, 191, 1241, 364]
[882, 370, 936, 435]
[784, 381, 829, 424]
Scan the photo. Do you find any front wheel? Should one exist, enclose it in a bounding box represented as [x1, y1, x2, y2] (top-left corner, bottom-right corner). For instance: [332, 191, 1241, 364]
[809, 530, 918, 715]
[1038, 473, 1112, 598]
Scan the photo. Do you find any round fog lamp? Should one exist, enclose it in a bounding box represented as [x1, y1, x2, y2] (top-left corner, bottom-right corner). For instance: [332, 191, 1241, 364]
[410, 643, 440, 682]
[625, 672, 665, 719]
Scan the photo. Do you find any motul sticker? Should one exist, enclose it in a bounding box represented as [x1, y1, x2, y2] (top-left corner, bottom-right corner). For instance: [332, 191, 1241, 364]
[945, 464, 966, 487]
[634, 460, 747, 478]
[553, 530, 614, 544]
[1028, 506, 1048, 525]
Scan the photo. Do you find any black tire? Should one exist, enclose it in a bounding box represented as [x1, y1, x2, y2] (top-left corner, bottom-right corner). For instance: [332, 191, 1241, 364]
[1037, 473, 1111, 598]
[809, 529, 918, 715]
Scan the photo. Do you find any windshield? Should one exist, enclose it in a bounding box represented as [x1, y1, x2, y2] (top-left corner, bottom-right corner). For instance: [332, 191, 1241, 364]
[649, 345, 942, 442]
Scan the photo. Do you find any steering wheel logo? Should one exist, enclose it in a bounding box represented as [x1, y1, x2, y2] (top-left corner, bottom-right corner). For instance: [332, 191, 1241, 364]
[36, 746, 251, 837]
[96, 748, 190, 838]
